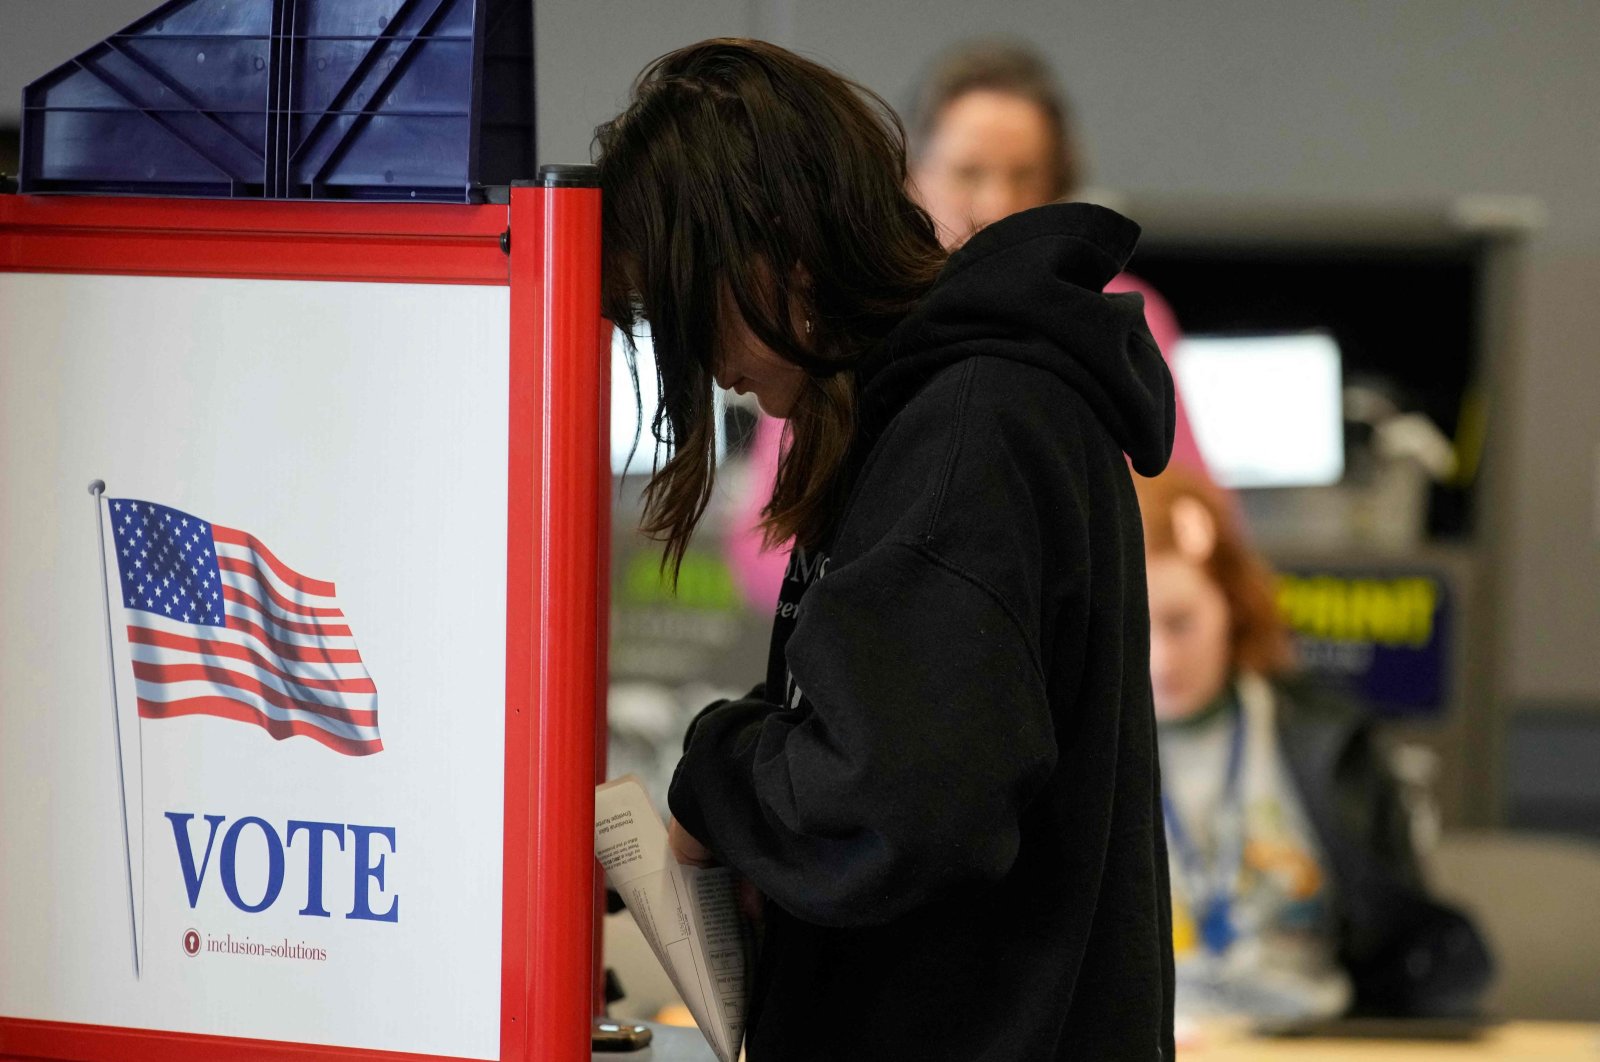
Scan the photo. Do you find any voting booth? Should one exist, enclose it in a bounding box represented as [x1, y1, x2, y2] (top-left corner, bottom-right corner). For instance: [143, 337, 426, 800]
[0, 171, 609, 1062]
[0, 2, 611, 1060]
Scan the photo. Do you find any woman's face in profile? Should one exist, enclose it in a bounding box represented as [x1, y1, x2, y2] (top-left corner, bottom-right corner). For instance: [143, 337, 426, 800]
[910, 89, 1059, 250]
[1146, 553, 1234, 721]
[713, 283, 808, 419]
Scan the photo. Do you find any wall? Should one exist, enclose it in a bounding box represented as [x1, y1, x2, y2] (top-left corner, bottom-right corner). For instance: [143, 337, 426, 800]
[544, 0, 1600, 713]
[5, 0, 1597, 710]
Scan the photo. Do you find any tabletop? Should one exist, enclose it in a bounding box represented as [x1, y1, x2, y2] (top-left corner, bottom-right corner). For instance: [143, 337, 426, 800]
[1182, 1020, 1600, 1061]
[594, 1020, 1600, 1061]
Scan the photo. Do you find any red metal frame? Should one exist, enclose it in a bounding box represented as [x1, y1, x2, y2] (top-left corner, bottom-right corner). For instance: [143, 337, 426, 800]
[0, 195, 509, 285]
[0, 191, 605, 1062]
[513, 184, 605, 1062]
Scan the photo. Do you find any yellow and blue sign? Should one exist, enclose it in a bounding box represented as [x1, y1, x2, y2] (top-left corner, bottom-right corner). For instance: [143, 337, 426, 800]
[1276, 569, 1451, 717]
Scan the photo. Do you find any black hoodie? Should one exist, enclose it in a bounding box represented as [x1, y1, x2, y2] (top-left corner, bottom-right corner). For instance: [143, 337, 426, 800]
[669, 203, 1177, 1060]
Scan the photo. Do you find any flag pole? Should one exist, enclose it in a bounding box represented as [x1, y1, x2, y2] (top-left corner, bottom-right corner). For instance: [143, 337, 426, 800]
[89, 479, 140, 978]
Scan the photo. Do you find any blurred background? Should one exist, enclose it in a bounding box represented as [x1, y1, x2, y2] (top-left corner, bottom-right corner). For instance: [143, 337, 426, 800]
[4, 0, 1597, 1035]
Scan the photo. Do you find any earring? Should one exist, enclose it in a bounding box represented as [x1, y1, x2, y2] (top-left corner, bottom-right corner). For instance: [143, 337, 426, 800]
[804, 316, 814, 336]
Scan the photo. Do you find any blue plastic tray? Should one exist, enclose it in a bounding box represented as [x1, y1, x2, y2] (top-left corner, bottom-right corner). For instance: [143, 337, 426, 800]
[19, 0, 534, 201]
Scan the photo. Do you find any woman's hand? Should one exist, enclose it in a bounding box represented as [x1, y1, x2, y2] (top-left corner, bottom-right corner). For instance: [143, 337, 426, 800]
[667, 816, 716, 868]
[668, 818, 764, 925]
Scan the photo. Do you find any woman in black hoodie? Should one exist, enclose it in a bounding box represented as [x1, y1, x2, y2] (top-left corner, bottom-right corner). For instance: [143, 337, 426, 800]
[597, 39, 1176, 1061]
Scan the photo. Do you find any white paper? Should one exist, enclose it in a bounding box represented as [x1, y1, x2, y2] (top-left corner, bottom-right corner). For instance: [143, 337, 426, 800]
[595, 776, 750, 1062]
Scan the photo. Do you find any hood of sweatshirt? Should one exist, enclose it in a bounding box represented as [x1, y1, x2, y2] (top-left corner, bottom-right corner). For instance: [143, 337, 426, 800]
[862, 202, 1175, 476]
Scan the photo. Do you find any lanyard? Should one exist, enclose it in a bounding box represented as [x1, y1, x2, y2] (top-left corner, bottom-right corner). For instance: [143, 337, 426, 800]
[1161, 700, 1247, 956]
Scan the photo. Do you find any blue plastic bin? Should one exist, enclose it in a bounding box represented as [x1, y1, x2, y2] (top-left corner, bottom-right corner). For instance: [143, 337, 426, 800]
[18, 0, 534, 201]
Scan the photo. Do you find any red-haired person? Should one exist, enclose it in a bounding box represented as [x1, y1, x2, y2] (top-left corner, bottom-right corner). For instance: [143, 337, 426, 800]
[1134, 466, 1490, 1021]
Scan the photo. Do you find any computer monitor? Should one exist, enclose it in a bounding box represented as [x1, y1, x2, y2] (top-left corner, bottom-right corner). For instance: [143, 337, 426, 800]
[1172, 331, 1345, 489]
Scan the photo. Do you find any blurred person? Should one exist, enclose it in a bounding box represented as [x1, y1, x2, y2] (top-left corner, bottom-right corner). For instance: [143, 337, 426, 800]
[905, 38, 1205, 472]
[1134, 465, 1491, 1022]
[599, 38, 1176, 1060]
[904, 38, 1079, 250]
[725, 38, 1205, 611]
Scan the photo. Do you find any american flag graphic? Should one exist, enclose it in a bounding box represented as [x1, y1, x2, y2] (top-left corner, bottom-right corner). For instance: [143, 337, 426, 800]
[106, 498, 381, 756]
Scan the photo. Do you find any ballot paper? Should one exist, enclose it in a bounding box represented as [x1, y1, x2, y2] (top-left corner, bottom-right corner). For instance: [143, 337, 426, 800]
[595, 776, 751, 1062]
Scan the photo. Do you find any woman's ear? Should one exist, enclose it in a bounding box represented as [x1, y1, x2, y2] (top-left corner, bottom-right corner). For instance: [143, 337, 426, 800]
[1169, 496, 1218, 565]
[787, 262, 815, 341]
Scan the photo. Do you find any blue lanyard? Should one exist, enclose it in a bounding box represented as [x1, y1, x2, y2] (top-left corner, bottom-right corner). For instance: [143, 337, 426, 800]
[1161, 701, 1246, 955]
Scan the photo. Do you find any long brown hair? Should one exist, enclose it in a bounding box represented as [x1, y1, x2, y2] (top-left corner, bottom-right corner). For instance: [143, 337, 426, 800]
[595, 39, 946, 577]
[1133, 467, 1294, 676]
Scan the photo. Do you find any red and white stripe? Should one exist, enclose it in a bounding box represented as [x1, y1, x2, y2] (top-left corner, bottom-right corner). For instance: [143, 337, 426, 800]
[128, 525, 382, 756]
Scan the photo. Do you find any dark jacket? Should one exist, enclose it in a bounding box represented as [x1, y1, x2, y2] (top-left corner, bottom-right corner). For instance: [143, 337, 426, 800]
[1274, 680, 1493, 1017]
[669, 203, 1177, 1060]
